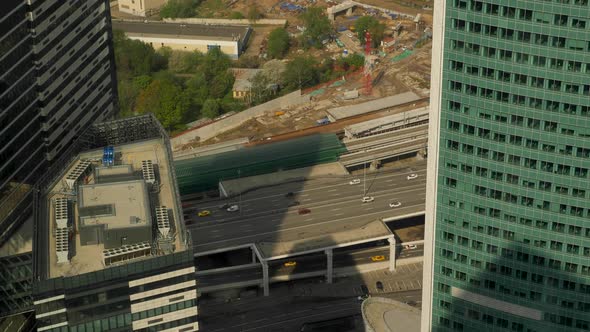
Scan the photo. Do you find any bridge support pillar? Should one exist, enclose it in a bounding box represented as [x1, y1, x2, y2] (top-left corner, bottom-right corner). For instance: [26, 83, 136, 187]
[252, 249, 257, 263]
[325, 248, 333, 284]
[346, 7, 353, 16]
[388, 236, 396, 272]
[261, 261, 269, 296]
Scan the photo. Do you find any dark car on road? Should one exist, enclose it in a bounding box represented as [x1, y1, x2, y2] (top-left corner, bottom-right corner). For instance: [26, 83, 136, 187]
[285, 192, 295, 198]
[376, 281, 384, 291]
[298, 208, 311, 215]
[288, 201, 300, 207]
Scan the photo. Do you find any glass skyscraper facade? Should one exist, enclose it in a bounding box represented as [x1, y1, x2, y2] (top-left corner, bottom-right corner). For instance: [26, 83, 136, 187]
[0, 0, 118, 247]
[422, 0, 590, 331]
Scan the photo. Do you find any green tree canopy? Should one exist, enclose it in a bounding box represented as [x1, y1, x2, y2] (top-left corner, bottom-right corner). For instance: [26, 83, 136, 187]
[284, 56, 319, 90]
[160, 0, 201, 18]
[267, 28, 290, 59]
[299, 7, 332, 48]
[134, 77, 189, 131]
[201, 99, 220, 119]
[113, 30, 167, 78]
[355, 16, 386, 48]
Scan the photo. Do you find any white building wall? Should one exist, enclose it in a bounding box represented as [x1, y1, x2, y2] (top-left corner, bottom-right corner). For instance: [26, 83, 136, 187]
[420, 0, 447, 330]
[126, 35, 239, 59]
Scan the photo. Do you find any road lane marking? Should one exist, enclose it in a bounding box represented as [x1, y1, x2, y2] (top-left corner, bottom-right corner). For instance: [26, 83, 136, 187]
[331, 208, 341, 211]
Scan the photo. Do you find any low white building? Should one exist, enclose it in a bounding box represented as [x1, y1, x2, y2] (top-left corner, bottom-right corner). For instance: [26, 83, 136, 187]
[118, 0, 168, 17]
[112, 21, 252, 59]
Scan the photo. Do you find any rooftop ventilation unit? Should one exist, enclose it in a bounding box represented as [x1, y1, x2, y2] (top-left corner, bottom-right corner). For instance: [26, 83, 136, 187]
[102, 242, 151, 266]
[102, 146, 115, 166]
[55, 228, 69, 264]
[155, 206, 171, 237]
[65, 160, 91, 189]
[141, 160, 156, 185]
[54, 198, 69, 228]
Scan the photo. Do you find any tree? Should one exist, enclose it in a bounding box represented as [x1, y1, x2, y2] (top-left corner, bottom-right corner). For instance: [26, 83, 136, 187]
[267, 28, 290, 59]
[355, 16, 386, 48]
[283, 56, 319, 90]
[113, 30, 167, 77]
[201, 99, 220, 119]
[299, 7, 332, 48]
[160, 0, 201, 18]
[134, 78, 188, 131]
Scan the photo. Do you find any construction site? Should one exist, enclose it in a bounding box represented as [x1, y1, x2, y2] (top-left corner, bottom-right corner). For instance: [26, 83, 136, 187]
[171, 0, 433, 151]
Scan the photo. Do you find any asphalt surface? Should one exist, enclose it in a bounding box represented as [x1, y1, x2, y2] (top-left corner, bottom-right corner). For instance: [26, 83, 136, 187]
[184, 161, 427, 254]
[198, 271, 423, 332]
[197, 245, 424, 287]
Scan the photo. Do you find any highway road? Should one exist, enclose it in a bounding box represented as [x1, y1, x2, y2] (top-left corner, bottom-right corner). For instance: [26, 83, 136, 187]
[184, 161, 427, 254]
[198, 281, 422, 332]
[197, 245, 424, 287]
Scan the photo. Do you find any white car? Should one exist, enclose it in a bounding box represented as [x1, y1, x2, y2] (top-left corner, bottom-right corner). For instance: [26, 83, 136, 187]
[349, 178, 361, 185]
[389, 201, 402, 208]
[362, 196, 374, 203]
[407, 173, 418, 180]
[404, 244, 417, 249]
[347, 33, 354, 38]
[226, 204, 239, 212]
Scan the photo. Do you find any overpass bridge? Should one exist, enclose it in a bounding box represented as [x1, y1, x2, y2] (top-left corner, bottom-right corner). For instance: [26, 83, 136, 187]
[339, 125, 428, 168]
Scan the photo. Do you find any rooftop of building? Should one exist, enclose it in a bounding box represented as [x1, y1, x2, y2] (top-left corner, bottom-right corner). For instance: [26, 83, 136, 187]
[230, 68, 262, 91]
[112, 20, 251, 42]
[44, 138, 187, 279]
[362, 297, 421, 332]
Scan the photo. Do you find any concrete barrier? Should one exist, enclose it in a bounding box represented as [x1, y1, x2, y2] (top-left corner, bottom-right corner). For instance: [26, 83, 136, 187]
[172, 90, 311, 150]
[163, 18, 287, 26]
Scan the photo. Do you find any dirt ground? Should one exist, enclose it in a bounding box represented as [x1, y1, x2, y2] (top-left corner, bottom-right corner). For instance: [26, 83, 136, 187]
[176, 0, 433, 148]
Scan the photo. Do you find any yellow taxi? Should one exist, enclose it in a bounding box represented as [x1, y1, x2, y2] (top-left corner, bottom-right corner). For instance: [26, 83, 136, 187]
[371, 255, 385, 262]
[284, 261, 297, 267]
[198, 210, 211, 217]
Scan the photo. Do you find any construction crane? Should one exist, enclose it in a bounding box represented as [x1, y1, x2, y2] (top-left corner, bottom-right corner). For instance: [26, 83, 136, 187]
[363, 30, 372, 95]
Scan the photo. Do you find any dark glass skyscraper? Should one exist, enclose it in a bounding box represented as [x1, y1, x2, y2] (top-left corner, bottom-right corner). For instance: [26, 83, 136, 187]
[423, 0, 590, 331]
[0, 0, 47, 246]
[0, 0, 118, 246]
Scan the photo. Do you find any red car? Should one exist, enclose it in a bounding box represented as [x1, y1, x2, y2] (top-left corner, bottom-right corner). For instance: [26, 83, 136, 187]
[298, 208, 311, 215]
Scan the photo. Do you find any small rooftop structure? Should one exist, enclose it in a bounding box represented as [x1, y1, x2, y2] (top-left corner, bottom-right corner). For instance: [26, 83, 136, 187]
[326, 91, 422, 122]
[112, 20, 252, 59]
[231, 68, 262, 99]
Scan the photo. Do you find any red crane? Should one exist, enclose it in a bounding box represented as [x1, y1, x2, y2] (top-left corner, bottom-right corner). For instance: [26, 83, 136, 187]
[363, 30, 372, 95]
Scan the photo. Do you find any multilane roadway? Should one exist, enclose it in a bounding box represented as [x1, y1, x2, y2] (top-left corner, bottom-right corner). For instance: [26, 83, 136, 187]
[185, 161, 426, 254]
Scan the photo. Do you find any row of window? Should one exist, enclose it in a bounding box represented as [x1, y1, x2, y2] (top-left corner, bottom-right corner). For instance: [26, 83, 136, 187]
[446, 139, 590, 181]
[437, 312, 528, 332]
[468, 182, 590, 218]
[454, 0, 589, 15]
[440, 249, 590, 297]
[448, 79, 590, 121]
[450, 39, 590, 76]
[439, 301, 590, 330]
[452, 18, 590, 52]
[449, 60, 589, 96]
[131, 299, 195, 321]
[438, 282, 589, 330]
[447, 119, 589, 160]
[447, 161, 588, 201]
[442, 230, 590, 275]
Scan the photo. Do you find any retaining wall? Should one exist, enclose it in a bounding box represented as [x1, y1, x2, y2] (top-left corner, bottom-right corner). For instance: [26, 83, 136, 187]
[172, 90, 310, 149]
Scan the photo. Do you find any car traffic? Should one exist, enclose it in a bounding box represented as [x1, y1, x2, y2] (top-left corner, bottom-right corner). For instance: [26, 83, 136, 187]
[361, 196, 374, 203]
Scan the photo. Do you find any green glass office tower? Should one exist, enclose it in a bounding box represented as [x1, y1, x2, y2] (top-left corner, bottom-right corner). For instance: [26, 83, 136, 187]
[422, 0, 590, 331]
